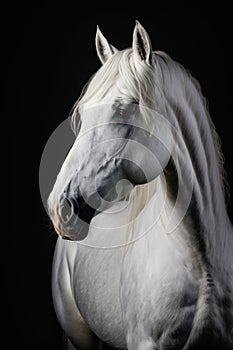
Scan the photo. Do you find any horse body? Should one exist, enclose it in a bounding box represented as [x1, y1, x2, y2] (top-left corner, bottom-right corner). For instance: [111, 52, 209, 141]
[52, 196, 200, 349]
[48, 22, 233, 349]
[52, 177, 232, 350]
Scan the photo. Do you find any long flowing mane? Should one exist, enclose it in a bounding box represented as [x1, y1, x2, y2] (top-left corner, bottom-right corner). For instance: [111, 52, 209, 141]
[70, 49, 228, 222]
[71, 49, 226, 194]
[69, 48, 233, 274]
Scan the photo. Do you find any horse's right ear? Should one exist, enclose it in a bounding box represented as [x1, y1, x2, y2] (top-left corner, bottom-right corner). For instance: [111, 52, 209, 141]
[132, 20, 152, 65]
[95, 26, 118, 64]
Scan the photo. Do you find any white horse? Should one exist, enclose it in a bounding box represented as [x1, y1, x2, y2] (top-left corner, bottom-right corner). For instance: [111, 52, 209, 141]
[48, 21, 233, 350]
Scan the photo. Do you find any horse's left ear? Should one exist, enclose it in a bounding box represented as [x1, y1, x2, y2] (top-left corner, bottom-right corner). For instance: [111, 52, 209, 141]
[132, 20, 152, 65]
[95, 26, 118, 64]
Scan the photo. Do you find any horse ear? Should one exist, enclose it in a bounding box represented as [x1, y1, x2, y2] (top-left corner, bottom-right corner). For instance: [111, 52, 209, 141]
[132, 20, 152, 64]
[95, 26, 118, 64]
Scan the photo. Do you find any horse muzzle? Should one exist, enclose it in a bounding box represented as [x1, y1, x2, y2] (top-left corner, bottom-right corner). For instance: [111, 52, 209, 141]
[50, 194, 98, 241]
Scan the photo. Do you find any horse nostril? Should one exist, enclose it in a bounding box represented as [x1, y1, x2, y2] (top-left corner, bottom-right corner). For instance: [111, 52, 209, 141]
[69, 197, 79, 216]
[59, 197, 80, 223]
[62, 235, 73, 241]
[60, 198, 73, 223]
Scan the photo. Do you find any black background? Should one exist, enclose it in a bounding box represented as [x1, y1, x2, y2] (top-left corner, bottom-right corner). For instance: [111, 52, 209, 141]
[6, 3, 232, 349]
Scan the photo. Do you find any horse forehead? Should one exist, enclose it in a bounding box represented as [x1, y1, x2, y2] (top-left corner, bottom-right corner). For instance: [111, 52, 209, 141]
[78, 82, 129, 121]
[79, 103, 114, 126]
[78, 101, 132, 134]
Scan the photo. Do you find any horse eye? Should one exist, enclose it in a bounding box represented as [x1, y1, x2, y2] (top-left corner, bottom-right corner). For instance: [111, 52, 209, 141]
[119, 107, 126, 116]
[131, 98, 139, 105]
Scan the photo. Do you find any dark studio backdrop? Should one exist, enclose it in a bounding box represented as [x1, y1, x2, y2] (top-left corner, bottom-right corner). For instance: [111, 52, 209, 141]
[6, 3, 232, 349]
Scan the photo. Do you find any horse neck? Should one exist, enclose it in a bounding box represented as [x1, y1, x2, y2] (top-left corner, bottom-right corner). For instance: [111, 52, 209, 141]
[155, 70, 233, 272]
[173, 116, 227, 228]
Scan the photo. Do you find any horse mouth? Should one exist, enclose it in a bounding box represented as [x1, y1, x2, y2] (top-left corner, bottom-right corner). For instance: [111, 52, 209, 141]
[61, 235, 73, 241]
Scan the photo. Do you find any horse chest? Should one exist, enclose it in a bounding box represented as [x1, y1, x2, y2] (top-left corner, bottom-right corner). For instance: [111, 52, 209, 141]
[73, 246, 126, 344]
[53, 238, 128, 347]
[53, 225, 201, 349]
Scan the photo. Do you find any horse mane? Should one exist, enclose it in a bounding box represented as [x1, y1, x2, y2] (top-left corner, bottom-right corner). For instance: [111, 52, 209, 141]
[70, 48, 228, 224]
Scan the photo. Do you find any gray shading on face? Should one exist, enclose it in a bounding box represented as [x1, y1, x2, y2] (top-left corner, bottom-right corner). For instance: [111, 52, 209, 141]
[47, 99, 171, 241]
